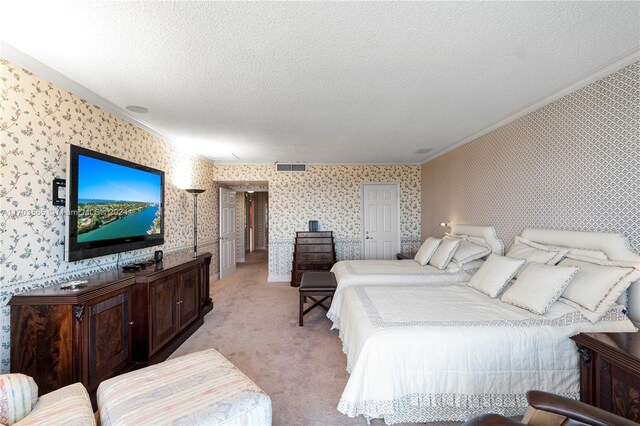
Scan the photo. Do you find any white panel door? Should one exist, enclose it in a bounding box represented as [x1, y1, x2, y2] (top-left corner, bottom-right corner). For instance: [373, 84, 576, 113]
[362, 183, 399, 260]
[219, 188, 237, 278]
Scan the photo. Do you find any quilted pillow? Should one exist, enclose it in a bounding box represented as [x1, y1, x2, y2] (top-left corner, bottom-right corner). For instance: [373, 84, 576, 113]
[559, 255, 640, 321]
[501, 263, 579, 315]
[428, 238, 460, 270]
[414, 237, 442, 266]
[468, 254, 525, 298]
[0, 374, 38, 425]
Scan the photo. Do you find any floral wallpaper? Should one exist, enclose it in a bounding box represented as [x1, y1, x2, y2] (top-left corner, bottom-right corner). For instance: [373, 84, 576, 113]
[212, 164, 422, 280]
[422, 62, 640, 254]
[0, 58, 217, 372]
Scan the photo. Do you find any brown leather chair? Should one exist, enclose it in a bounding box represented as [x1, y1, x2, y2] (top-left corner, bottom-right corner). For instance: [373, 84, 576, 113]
[462, 390, 637, 426]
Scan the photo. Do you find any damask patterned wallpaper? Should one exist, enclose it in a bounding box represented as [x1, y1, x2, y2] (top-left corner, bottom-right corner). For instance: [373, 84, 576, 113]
[0, 59, 218, 371]
[421, 62, 639, 254]
[213, 164, 422, 280]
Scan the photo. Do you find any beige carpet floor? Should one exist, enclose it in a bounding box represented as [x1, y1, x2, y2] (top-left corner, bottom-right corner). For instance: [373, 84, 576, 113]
[171, 250, 460, 426]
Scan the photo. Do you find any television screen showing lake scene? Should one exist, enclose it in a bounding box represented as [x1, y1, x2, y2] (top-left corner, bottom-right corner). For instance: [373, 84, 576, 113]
[76, 155, 162, 243]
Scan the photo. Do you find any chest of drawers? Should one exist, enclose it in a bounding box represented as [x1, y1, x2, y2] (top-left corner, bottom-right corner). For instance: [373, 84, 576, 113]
[291, 231, 336, 287]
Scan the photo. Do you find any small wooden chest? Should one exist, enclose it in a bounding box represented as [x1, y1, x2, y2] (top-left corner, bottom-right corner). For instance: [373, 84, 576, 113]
[291, 231, 336, 287]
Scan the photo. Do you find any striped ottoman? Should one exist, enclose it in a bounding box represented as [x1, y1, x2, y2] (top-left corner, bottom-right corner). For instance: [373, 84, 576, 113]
[97, 349, 271, 426]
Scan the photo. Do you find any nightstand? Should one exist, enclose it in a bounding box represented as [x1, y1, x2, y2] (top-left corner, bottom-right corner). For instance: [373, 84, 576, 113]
[570, 332, 640, 422]
[396, 252, 415, 260]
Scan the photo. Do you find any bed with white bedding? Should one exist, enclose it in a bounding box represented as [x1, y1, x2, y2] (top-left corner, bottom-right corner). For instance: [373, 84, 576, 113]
[328, 225, 504, 328]
[333, 229, 640, 423]
[336, 285, 636, 423]
[328, 258, 483, 328]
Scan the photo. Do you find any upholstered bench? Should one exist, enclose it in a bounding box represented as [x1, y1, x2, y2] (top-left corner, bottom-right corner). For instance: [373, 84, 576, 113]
[299, 271, 337, 326]
[97, 349, 272, 426]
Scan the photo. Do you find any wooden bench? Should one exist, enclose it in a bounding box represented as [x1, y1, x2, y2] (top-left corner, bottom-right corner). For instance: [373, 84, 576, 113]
[299, 271, 337, 326]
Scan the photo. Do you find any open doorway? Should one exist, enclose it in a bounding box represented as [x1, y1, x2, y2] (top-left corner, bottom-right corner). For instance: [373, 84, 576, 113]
[246, 191, 268, 253]
[217, 181, 269, 275]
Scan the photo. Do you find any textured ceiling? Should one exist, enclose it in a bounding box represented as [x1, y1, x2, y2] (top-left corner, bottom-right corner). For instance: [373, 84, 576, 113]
[1, 1, 639, 164]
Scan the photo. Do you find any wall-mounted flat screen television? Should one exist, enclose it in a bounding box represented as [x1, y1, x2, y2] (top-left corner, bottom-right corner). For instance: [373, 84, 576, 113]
[65, 145, 165, 261]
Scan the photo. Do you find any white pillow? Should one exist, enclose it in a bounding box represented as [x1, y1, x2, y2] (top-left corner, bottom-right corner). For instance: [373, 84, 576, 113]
[429, 238, 461, 270]
[510, 236, 609, 262]
[468, 254, 525, 298]
[540, 244, 609, 261]
[500, 263, 579, 315]
[558, 297, 623, 324]
[451, 239, 492, 266]
[559, 255, 640, 318]
[507, 236, 570, 278]
[414, 237, 442, 266]
[506, 236, 569, 265]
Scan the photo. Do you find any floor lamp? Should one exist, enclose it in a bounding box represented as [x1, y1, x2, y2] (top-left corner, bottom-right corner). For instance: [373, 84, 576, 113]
[185, 189, 205, 258]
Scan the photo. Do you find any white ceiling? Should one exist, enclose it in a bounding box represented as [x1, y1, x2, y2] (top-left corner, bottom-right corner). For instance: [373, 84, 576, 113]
[1, 1, 638, 164]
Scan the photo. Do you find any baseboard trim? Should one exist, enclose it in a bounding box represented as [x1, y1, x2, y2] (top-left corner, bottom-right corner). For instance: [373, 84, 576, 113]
[210, 272, 220, 282]
[268, 273, 291, 283]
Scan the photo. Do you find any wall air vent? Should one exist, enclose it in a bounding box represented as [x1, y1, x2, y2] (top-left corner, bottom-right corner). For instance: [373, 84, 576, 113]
[275, 163, 307, 172]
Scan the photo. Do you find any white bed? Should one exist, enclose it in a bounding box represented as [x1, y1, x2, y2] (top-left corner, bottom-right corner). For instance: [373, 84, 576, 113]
[327, 225, 504, 328]
[335, 229, 640, 424]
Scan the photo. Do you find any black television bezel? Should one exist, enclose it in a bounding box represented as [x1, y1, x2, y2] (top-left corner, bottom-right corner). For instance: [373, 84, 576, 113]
[66, 145, 165, 261]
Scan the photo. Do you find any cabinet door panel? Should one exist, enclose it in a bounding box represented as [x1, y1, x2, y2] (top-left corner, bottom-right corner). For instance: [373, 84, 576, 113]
[179, 268, 199, 328]
[150, 275, 178, 352]
[10, 305, 74, 395]
[600, 360, 640, 421]
[88, 289, 131, 389]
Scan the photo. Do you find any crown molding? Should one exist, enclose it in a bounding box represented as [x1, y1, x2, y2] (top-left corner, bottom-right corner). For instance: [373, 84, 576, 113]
[0, 42, 219, 167]
[420, 48, 640, 165]
[213, 161, 422, 166]
[3, 42, 636, 169]
[1, 42, 174, 142]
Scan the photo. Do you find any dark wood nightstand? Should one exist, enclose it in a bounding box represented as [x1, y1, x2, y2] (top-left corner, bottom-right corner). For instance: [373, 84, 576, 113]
[570, 332, 640, 422]
[396, 252, 415, 260]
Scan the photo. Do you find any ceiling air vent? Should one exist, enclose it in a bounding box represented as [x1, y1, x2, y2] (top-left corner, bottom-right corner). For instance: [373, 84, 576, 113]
[275, 163, 307, 172]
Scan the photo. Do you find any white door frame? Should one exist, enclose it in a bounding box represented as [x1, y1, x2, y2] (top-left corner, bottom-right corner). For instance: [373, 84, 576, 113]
[360, 182, 401, 259]
[219, 188, 237, 278]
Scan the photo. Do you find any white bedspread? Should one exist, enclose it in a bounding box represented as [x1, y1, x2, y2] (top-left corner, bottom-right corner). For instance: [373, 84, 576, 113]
[337, 285, 637, 423]
[327, 259, 483, 328]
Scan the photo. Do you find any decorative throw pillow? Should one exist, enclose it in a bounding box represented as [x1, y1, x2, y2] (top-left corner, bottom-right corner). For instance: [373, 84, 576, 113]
[562, 247, 608, 261]
[0, 374, 38, 425]
[451, 239, 491, 266]
[500, 263, 579, 315]
[468, 254, 525, 298]
[428, 238, 461, 270]
[559, 255, 640, 318]
[506, 236, 570, 277]
[506, 236, 569, 265]
[414, 237, 442, 266]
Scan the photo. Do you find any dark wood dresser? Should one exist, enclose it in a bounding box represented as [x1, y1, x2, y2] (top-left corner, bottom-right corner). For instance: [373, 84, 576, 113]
[291, 231, 336, 287]
[571, 332, 640, 422]
[9, 251, 212, 406]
